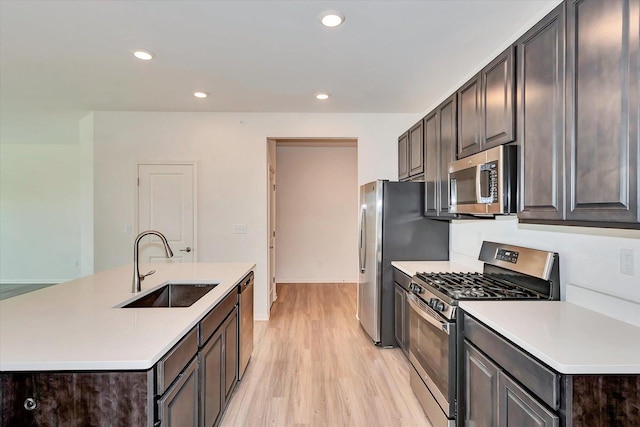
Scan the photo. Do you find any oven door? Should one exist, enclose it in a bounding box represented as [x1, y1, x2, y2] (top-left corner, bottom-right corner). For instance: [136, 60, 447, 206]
[407, 293, 456, 419]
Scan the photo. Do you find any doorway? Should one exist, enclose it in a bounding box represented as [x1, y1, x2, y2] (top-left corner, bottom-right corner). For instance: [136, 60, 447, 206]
[267, 138, 358, 304]
[137, 163, 197, 263]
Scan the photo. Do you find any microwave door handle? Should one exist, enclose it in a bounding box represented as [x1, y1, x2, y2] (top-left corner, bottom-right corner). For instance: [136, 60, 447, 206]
[407, 295, 450, 335]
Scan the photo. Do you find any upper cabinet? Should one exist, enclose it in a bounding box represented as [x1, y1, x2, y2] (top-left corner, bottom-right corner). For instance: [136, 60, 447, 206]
[457, 75, 482, 158]
[408, 120, 425, 178]
[518, 0, 639, 227]
[458, 47, 515, 159]
[425, 94, 458, 218]
[398, 121, 425, 182]
[398, 132, 409, 181]
[517, 2, 566, 221]
[565, 0, 639, 224]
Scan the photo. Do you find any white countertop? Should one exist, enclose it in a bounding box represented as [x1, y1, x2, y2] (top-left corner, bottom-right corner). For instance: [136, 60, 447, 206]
[391, 260, 479, 277]
[0, 262, 255, 372]
[460, 301, 640, 374]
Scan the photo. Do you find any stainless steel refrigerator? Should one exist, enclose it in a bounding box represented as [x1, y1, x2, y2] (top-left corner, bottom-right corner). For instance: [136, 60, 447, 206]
[358, 180, 449, 346]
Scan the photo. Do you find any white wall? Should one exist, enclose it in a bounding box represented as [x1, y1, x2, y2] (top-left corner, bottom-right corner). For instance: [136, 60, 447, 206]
[91, 111, 417, 320]
[449, 217, 640, 326]
[275, 145, 358, 283]
[0, 143, 83, 284]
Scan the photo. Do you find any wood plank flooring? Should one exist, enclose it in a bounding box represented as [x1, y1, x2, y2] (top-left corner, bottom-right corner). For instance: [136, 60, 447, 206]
[220, 283, 432, 427]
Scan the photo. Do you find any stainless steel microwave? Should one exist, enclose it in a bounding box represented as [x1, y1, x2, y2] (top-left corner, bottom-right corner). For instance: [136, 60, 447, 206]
[448, 145, 517, 215]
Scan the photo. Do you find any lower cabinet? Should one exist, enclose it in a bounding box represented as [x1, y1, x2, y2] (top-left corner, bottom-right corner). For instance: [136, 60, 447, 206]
[158, 357, 199, 427]
[459, 311, 640, 427]
[463, 340, 558, 427]
[200, 306, 238, 427]
[393, 268, 411, 356]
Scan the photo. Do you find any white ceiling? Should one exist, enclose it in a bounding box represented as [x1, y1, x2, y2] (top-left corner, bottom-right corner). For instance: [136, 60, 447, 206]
[0, 0, 559, 144]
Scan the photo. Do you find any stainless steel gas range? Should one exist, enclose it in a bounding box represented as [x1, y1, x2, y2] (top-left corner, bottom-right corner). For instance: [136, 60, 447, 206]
[407, 241, 560, 427]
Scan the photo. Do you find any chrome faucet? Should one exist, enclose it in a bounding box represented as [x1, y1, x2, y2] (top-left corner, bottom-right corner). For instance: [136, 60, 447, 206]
[133, 230, 174, 293]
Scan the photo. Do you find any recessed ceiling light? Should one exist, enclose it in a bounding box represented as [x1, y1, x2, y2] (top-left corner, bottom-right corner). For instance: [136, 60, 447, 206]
[194, 91, 209, 98]
[133, 49, 154, 61]
[316, 93, 330, 100]
[320, 10, 345, 28]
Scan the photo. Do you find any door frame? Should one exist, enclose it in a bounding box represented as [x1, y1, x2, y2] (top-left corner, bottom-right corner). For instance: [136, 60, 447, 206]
[135, 161, 198, 260]
[268, 164, 277, 305]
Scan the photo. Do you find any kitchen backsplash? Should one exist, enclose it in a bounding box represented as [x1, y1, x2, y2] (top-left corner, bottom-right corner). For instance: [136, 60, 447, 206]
[449, 216, 640, 326]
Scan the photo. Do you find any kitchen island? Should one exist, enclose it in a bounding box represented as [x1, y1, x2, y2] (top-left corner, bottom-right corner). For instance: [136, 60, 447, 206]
[0, 262, 255, 426]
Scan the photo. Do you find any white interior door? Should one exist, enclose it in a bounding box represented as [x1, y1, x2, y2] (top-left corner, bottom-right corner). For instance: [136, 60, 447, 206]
[138, 163, 196, 263]
[269, 166, 277, 305]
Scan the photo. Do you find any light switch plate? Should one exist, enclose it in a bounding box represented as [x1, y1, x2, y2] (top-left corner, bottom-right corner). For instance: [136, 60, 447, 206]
[233, 224, 247, 234]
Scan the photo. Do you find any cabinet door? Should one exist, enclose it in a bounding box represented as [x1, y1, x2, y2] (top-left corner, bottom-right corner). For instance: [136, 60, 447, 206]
[398, 132, 409, 181]
[223, 308, 238, 401]
[458, 74, 482, 158]
[200, 330, 223, 427]
[394, 283, 406, 351]
[517, 3, 566, 221]
[409, 121, 425, 178]
[566, 0, 639, 223]
[424, 111, 439, 215]
[464, 341, 499, 427]
[498, 372, 559, 427]
[438, 94, 458, 216]
[482, 46, 515, 149]
[158, 357, 199, 427]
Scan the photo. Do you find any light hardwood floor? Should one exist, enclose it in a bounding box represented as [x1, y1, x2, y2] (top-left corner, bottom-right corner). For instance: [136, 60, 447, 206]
[220, 283, 432, 427]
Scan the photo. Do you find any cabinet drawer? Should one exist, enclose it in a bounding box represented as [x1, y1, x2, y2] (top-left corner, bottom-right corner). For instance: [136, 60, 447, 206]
[199, 288, 237, 347]
[464, 314, 560, 410]
[156, 328, 198, 395]
[393, 267, 412, 291]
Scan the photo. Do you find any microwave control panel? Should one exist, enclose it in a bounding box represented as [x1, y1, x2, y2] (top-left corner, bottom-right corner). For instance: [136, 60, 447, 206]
[480, 162, 499, 203]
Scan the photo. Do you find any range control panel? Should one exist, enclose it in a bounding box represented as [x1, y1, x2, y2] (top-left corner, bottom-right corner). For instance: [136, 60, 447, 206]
[495, 248, 519, 264]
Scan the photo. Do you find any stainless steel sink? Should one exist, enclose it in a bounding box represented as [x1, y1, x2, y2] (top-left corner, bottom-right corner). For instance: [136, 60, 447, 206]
[121, 283, 218, 308]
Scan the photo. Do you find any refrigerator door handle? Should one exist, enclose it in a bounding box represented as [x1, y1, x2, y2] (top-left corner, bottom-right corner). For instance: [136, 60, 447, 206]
[359, 205, 366, 273]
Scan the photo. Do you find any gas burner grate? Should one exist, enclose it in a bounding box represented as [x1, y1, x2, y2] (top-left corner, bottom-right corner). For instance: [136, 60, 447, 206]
[414, 272, 544, 300]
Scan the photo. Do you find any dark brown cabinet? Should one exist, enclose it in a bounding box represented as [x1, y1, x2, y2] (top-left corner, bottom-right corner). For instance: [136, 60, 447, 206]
[565, 0, 639, 224]
[482, 46, 515, 150]
[517, 2, 566, 221]
[393, 268, 411, 356]
[398, 132, 409, 181]
[408, 120, 425, 178]
[457, 47, 515, 159]
[158, 357, 199, 427]
[425, 94, 458, 218]
[457, 75, 482, 158]
[518, 0, 639, 228]
[463, 341, 499, 427]
[200, 304, 238, 427]
[398, 122, 425, 182]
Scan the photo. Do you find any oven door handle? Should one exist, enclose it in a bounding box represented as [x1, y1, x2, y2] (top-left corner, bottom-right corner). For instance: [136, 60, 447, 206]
[407, 294, 450, 335]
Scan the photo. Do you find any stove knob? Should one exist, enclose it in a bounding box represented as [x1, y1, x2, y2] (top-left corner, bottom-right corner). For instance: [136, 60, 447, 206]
[429, 298, 445, 312]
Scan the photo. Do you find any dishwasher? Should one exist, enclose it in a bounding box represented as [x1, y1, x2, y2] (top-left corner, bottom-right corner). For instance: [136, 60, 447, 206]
[238, 271, 254, 380]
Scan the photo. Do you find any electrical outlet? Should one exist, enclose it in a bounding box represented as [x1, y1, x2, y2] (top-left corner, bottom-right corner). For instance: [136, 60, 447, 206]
[124, 224, 132, 234]
[233, 224, 247, 234]
[621, 249, 634, 276]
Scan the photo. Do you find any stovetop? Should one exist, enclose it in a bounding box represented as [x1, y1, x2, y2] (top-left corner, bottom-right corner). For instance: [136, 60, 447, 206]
[413, 272, 545, 300]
